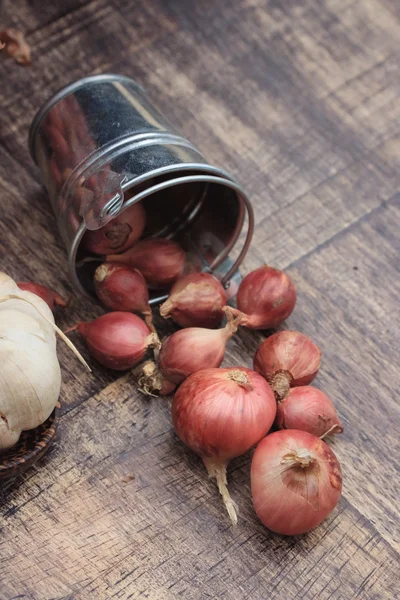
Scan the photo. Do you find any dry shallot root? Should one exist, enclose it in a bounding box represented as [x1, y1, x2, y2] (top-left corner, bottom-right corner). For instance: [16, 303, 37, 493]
[0, 29, 31, 66]
[133, 360, 176, 397]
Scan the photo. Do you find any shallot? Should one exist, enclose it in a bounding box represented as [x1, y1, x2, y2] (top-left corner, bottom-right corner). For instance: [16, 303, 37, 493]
[70, 312, 160, 370]
[108, 238, 185, 289]
[18, 281, 70, 312]
[83, 202, 146, 255]
[94, 262, 154, 331]
[172, 367, 277, 524]
[251, 429, 342, 535]
[159, 310, 240, 385]
[225, 265, 296, 330]
[254, 331, 321, 401]
[276, 386, 343, 438]
[160, 272, 227, 328]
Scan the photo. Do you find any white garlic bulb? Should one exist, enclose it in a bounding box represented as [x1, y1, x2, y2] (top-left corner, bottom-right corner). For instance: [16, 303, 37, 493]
[0, 272, 61, 450]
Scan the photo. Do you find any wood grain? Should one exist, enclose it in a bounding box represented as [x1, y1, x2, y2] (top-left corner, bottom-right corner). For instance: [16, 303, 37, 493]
[1, 0, 399, 598]
[0, 377, 399, 600]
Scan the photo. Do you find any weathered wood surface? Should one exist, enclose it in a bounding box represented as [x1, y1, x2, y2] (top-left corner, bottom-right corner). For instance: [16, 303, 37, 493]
[0, 0, 399, 598]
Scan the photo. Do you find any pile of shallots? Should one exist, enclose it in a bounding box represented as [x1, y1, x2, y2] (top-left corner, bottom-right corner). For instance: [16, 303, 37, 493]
[24, 204, 344, 536]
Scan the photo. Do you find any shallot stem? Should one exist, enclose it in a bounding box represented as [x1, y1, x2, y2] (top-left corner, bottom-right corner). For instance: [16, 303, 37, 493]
[55, 292, 72, 308]
[222, 306, 242, 337]
[320, 424, 343, 440]
[223, 305, 244, 323]
[64, 324, 78, 334]
[0, 294, 91, 372]
[203, 458, 238, 525]
[143, 310, 156, 334]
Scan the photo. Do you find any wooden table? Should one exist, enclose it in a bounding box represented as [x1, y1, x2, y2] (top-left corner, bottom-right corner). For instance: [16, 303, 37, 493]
[1, 1, 399, 598]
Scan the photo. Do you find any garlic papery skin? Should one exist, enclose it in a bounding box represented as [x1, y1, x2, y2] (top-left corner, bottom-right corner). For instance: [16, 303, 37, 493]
[0, 272, 61, 451]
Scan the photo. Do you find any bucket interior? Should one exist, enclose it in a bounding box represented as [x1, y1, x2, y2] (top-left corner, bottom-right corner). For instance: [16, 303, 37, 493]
[74, 169, 245, 302]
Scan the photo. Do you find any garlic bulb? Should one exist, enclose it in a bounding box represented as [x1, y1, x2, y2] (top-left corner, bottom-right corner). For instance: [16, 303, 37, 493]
[0, 272, 88, 451]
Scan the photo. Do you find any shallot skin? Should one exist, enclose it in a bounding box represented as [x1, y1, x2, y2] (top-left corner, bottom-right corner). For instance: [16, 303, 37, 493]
[17, 282, 70, 311]
[82, 202, 146, 255]
[276, 386, 343, 437]
[160, 272, 227, 328]
[232, 266, 296, 329]
[76, 312, 158, 370]
[108, 238, 185, 289]
[159, 328, 226, 384]
[251, 430, 342, 536]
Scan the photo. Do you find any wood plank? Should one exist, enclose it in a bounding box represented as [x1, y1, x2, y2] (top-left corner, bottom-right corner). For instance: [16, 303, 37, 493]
[0, 0, 91, 33]
[1, 197, 399, 597]
[1, 0, 400, 597]
[282, 195, 400, 550]
[0, 375, 398, 600]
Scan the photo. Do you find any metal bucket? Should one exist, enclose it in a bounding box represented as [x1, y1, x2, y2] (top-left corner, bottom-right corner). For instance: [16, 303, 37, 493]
[29, 74, 254, 303]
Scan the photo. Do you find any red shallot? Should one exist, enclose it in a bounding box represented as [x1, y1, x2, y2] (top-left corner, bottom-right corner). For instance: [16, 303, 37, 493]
[225, 265, 296, 330]
[17, 282, 70, 311]
[251, 429, 342, 535]
[172, 367, 277, 524]
[160, 272, 227, 328]
[276, 386, 343, 438]
[83, 202, 146, 255]
[159, 310, 240, 385]
[254, 331, 321, 401]
[69, 312, 160, 370]
[94, 262, 154, 331]
[108, 238, 185, 289]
